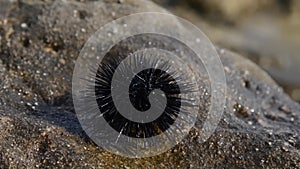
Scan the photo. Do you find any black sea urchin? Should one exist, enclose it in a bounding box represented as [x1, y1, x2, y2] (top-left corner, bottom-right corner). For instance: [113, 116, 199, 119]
[72, 13, 226, 158]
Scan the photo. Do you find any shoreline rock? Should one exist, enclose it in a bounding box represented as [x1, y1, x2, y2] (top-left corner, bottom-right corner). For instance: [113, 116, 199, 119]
[0, 0, 299, 168]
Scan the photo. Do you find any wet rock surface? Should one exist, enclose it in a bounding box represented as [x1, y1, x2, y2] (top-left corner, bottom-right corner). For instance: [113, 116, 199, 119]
[0, 0, 299, 168]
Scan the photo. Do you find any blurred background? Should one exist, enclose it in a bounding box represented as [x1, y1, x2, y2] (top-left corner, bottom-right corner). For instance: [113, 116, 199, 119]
[153, 0, 300, 102]
[1, 0, 300, 102]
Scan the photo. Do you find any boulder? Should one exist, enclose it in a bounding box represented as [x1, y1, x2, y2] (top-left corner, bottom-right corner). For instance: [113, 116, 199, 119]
[0, 0, 299, 168]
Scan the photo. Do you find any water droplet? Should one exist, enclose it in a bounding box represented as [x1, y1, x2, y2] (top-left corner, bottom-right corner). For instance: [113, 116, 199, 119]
[21, 23, 28, 28]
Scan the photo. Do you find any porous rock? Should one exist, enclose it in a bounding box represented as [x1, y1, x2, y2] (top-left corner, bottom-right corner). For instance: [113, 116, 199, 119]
[0, 0, 299, 168]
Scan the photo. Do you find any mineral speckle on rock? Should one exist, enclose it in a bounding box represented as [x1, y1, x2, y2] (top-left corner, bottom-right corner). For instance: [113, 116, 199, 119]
[0, 0, 299, 168]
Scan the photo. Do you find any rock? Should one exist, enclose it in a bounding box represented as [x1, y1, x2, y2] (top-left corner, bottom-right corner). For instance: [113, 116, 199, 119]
[154, 0, 275, 22]
[191, 0, 273, 22]
[0, 0, 299, 168]
[159, 0, 300, 102]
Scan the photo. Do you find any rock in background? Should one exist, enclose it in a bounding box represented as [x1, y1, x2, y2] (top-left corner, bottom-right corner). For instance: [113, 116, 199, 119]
[154, 0, 300, 102]
[0, 0, 299, 168]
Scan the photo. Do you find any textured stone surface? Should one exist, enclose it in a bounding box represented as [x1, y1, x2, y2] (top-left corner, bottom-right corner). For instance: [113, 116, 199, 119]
[0, 0, 299, 168]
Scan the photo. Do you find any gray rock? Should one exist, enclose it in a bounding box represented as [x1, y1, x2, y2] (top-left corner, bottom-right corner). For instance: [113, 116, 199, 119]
[158, 0, 300, 102]
[0, 0, 299, 168]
